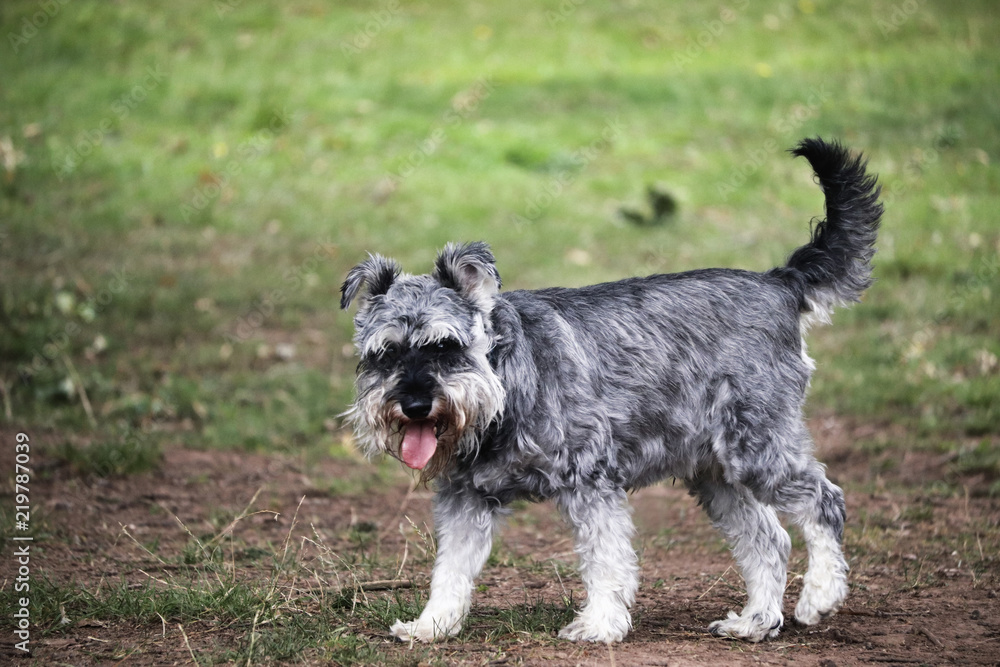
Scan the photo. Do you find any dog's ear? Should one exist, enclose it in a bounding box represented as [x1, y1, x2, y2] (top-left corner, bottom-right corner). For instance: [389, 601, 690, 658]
[433, 242, 501, 310]
[340, 254, 401, 309]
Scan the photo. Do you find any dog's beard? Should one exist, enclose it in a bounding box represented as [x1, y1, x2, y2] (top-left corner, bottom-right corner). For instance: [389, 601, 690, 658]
[349, 367, 505, 482]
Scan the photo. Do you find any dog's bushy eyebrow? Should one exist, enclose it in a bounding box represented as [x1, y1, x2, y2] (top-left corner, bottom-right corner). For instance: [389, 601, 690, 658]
[410, 324, 470, 349]
[340, 254, 402, 309]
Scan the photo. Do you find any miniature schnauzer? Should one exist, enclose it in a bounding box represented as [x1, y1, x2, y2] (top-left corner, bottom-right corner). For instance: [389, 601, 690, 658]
[340, 138, 881, 643]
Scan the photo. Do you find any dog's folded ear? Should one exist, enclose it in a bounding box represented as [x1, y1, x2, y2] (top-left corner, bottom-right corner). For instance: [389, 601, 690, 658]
[340, 254, 401, 309]
[433, 242, 502, 311]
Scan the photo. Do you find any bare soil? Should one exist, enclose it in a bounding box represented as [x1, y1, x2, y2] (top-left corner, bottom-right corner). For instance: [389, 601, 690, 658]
[2, 417, 999, 666]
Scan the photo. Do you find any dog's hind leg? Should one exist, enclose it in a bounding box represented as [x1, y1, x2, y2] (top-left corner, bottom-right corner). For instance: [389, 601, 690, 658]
[690, 476, 790, 642]
[556, 487, 639, 643]
[780, 467, 849, 626]
[391, 486, 501, 642]
[735, 434, 849, 628]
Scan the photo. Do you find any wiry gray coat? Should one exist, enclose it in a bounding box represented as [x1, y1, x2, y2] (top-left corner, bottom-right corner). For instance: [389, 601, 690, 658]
[341, 138, 882, 643]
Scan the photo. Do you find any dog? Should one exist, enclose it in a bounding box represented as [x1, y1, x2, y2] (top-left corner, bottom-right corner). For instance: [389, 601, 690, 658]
[339, 138, 882, 643]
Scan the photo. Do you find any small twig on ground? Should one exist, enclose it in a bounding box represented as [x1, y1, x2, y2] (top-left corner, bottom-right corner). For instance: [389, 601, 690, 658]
[357, 579, 416, 591]
[866, 657, 924, 664]
[914, 625, 944, 648]
[838, 608, 917, 617]
[678, 624, 707, 634]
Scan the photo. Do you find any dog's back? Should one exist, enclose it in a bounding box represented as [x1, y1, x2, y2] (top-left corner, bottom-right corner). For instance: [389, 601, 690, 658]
[487, 138, 883, 490]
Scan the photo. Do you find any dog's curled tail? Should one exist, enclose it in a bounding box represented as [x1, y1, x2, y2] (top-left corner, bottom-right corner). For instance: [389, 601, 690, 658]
[782, 137, 883, 323]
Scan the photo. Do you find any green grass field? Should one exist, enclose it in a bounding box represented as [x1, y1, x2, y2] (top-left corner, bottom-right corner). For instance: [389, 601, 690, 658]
[1, 0, 999, 662]
[3, 0, 997, 455]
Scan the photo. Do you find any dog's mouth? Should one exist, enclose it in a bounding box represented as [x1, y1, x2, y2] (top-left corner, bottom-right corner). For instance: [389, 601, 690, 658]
[400, 419, 438, 470]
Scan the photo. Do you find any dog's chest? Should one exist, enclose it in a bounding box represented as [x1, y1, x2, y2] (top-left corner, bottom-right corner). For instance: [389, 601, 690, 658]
[455, 441, 633, 504]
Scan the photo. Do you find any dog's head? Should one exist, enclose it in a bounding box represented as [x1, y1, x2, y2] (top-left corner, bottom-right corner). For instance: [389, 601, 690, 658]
[340, 242, 505, 479]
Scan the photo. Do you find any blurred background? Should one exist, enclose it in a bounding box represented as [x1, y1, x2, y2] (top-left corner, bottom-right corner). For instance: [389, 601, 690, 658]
[1, 0, 998, 487]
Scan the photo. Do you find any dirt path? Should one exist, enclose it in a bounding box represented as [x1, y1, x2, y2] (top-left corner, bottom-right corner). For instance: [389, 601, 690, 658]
[2, 421, 999, 665]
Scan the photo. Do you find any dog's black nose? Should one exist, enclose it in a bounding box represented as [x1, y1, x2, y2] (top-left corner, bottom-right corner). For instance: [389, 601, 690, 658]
[400, 395, 433, 420]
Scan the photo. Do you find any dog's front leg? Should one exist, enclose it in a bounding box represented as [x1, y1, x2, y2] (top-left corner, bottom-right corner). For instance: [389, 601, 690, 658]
[557, 487, 639, 643]
[391, 487, 499, 642]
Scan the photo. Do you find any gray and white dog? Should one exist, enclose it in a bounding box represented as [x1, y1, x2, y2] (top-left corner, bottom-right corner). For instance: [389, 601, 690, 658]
[340, 138, 882, 644]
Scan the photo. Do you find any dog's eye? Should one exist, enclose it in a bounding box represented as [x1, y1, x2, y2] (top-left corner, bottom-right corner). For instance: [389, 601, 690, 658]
[432, 338, 461, 353]
[380, 342, 402, 359]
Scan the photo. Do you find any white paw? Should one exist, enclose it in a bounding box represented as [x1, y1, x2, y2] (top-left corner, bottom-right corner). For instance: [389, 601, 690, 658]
[390, 615, 461, 642]
[795, 567, 849, 625]
[558, 604, 631, 643]
[708, 610, 783, 642]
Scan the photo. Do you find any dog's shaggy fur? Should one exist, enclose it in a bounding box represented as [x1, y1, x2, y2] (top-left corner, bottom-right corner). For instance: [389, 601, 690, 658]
[340, 138, 882, 643]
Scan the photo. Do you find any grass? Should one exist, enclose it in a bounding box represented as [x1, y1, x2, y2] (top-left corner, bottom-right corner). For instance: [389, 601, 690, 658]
[0, 573, 427, 664]
[472, 597, 578, 642]
[1, 0, 999, 663]
[51, 432, 162, 477]
[2, 0, 998, 459]
[0, 484, 580, 665]
[0, 575, 572, 663]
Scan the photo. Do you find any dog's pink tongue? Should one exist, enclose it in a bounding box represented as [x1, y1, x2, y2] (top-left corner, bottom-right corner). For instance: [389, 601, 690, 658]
[401, 420, 437, 470]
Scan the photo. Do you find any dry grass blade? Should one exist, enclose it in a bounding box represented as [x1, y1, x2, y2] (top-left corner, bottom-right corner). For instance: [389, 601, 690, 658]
[696, 565, 734, 601]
